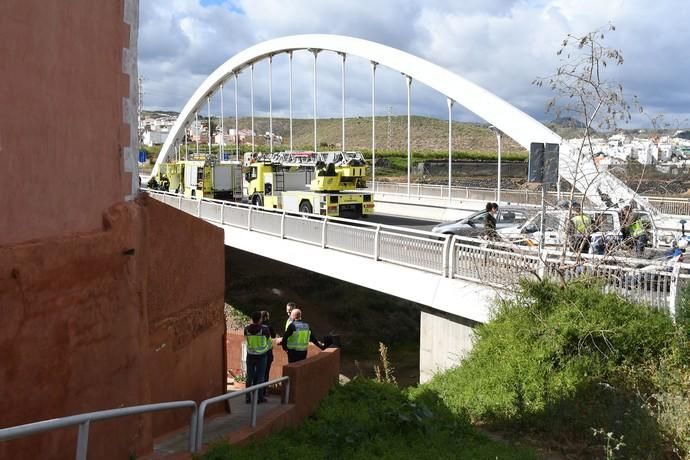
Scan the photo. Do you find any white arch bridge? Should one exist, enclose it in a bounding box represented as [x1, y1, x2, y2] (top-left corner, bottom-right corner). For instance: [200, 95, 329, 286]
[152, 34, 655, 213]
[147, 189, 686, 381]
[147, 35, 673, 380]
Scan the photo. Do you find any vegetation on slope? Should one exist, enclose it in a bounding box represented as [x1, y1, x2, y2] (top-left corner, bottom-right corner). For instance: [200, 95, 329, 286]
[209, 276, 690, 459]
[202, 379, 536, 460]
[424, 280, 690, 458]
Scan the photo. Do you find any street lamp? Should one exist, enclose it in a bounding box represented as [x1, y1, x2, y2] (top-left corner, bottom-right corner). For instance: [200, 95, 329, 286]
[488, 125, 503, 204]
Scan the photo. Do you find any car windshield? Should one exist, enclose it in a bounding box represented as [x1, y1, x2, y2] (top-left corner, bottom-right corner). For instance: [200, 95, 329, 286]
[591, 213, 615, 233]
[468, 212, 487, 226]
[523, 212, 564, 232]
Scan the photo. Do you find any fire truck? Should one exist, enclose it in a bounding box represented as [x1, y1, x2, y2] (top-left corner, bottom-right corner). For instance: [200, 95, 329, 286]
[148, 156, 243, 200]
[243, 151, 374, 217]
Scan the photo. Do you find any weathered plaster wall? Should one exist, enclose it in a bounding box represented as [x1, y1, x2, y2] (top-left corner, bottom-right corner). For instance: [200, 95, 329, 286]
[145, 198, 226, 437]
[0, 203, 152, 460]
[0, 198, 226, 459]
[0, 0, 136, 246]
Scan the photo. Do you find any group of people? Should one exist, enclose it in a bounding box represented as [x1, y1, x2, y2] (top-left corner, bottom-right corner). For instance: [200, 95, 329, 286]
[567, 203, 649, 256]
[243, 302, 325, 403]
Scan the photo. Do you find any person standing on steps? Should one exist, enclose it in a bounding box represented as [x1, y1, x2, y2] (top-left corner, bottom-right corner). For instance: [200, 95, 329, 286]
[282, 309, 324, 363]
[260, 310, 277, 384]
[284, 301, 296, 331]
[244, 311, 271, 404]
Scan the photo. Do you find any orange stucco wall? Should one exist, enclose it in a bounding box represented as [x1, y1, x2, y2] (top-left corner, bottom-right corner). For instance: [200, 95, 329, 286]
[145, 198, 226, 437]
[0, 0, 134, 246]
[0, 198, 226, 459]
[0, 0, 229, 458]
[0, 202, 151, 459]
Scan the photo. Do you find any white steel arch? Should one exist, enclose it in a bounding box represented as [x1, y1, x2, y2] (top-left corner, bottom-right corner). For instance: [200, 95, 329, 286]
[152, 34, 653, 212]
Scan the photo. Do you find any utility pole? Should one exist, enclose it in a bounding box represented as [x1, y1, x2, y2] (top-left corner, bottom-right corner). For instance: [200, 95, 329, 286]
[387, 105, 392, 150]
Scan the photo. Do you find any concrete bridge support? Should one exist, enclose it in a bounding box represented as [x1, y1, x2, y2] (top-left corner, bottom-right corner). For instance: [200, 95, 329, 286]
[419, 310, 478, 383]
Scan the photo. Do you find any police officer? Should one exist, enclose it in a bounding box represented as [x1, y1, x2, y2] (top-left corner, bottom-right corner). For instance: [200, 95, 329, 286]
[629, 215, 648, 256]
[285, 301, 296, 331]
[244, 311, 271, 403]
[281, 309, 324, 363]
[569, 203, 592, 253]
[260, 310, 277, 384]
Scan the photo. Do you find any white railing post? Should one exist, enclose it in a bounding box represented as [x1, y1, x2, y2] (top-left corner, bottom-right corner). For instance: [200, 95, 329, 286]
[373, 225, 381, 260]
[448, 236, 457, 278]
[321, 217, 328, 248]
[280, 212, 286, 239]
[220, 203, 225, 224]
[178, 195, 182, 210]
[247, 207, 252, 230]
[197, 199, 201, 218]
[669, 263, 681, 320]
[442, 235, 451, 277]
[465, 187, 469, 199]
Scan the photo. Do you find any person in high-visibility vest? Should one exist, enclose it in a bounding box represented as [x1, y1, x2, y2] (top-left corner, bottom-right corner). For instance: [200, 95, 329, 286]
[629, 215, 649, 255]
[244, 311, 271, 403]
[260, 310, 277, 384]
[281, 309, 325, 363]
[568, 203, 592, 253]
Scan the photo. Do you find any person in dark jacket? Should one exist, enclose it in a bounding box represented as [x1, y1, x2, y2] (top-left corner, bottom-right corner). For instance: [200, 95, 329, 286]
[282, 309, 324, 363]
[284, 301, 296, 331]
[260, 310, 277, 384]
[484, 202, 499, 240]
[244, 311, 271, 403]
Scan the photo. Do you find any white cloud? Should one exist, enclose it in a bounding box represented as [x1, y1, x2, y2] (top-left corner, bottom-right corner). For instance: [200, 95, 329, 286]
[139, 0, 690, 126]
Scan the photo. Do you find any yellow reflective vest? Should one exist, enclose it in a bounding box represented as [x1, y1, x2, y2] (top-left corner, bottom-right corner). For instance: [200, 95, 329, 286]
[286, 321, 311, 352]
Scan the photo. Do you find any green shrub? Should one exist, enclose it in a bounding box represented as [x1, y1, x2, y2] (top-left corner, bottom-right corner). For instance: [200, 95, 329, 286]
[201, 379, 535, 459]
[425, 280, 677, 458]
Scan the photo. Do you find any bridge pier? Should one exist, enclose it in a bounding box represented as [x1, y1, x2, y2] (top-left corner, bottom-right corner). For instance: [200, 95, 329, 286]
[419, 310, 478, 383]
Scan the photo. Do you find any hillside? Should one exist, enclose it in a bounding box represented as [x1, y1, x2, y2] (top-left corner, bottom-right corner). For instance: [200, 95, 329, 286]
[223, 115, 527, 154]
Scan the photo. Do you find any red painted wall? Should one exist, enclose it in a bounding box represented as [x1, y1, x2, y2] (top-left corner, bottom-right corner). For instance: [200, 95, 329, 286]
[0, 0, 133, 246]
[0, 203, 151, 459]
[0, 2, 228, 457]
[0, 198, 226, 459]
[145, 199, 226, 437]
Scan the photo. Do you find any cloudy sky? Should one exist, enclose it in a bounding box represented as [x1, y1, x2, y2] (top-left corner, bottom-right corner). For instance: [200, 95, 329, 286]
[139, 0, 690, 126]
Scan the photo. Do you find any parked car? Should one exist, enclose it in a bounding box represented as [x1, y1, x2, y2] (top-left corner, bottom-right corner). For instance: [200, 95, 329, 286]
[432, 206, 533, 237]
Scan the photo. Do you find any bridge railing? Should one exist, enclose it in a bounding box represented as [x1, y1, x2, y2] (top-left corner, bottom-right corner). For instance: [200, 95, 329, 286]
[370, 181, 690, 216]
[449, 235, 690, 315]
[145, 190, 689, 316]
[147, 189, 449, 276]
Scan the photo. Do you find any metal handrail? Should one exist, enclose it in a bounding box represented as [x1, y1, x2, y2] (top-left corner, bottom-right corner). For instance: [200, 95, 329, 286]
[0, 400, 198, 459]
[195, 376, 290, 451]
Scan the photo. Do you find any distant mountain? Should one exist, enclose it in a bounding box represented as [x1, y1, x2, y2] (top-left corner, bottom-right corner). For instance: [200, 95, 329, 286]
[143, 111, 525, 153]
[549, 117, 587, 129]
[142, 110, 179, 118]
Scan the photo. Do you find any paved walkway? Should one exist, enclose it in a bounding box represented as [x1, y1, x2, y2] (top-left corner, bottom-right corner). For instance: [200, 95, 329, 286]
[153, 393, 283, 454]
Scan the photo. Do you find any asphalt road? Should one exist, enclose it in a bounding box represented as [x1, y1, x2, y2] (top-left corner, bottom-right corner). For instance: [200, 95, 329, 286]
[351, 213, 442, 232]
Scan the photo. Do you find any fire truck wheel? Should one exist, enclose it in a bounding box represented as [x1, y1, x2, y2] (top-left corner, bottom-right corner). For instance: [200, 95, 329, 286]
[252, 194, 263, 207]
[299, 200, 313, 214]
